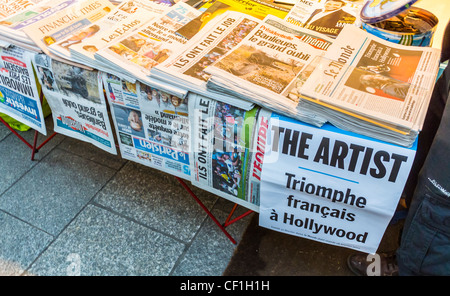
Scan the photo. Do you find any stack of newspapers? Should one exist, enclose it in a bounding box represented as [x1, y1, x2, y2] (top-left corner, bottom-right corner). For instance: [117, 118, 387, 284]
[204, 22, 441, 147]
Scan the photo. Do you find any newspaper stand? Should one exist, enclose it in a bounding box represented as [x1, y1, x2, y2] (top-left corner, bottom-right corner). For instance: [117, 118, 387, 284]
[0, 90, 57, 161]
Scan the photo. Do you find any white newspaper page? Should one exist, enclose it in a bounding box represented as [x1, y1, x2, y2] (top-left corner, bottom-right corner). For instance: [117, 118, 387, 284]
[22, 0, 115, 56]
[33, 53, 117, 153]
[0, 0, 45, 19]
[188, 92, 260, 212]
[95, 2, 201, 84]
[151, 11, 262, 92]
[204, 15, 328, 110]
[50, 0, 170, 62]
[259, 114, 417, 253]
[301, 25, 441, 132]
[0, 46, 46, 134]
[68, 0, 169, 70]
[103, 72, 191, 179]
[284, 0, 365, 38]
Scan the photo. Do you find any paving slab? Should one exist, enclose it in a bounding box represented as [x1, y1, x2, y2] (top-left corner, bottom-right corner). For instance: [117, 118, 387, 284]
[0, 211, 53, 276]
[94, 161, 219, 243]
[0, 148, 116, 236]
[28, 204, 185, 276]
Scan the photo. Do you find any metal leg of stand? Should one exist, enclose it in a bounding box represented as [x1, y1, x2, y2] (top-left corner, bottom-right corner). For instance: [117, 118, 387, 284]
[175, 176, 237, 245]
[223, 204, 253, 228]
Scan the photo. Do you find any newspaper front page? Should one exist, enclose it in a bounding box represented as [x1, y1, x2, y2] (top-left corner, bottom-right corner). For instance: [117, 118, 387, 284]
[49, 0, 170, 63]
[0, 46, 46, 134]
[0, 0, 45, 19]
[94, 2, 201, 85]
[33, 53, 117, 153]
[204, 14, 332, 125]
[150, 11, 262, 110]
[22, 0, 116, 57]
[300, 25, 442, 135]
[259, 113, 416, 253]
[103, 72, 191, 179]
[68, 0, 169, 75]
[284, 0, 365, 38]
[175, 0, 290, 40]
[0, 0, 76, 46]
[189, 92, 260, 212]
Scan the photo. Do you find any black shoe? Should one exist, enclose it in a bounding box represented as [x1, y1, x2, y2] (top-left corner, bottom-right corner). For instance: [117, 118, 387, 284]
[347, 252, 399, 276]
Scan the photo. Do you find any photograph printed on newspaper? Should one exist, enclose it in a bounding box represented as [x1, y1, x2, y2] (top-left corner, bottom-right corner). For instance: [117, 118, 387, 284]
[103, 72, 191, 179]
[300, 25, 442, 133]
[33, 53, 117, 153]
[94, 2, 200, 84]
[284, 0, 365, 38]
[189, 92, 260, 211]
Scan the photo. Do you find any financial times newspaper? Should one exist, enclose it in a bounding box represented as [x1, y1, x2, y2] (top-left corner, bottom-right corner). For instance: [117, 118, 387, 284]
[94, 2, 200, 85]
[49, 0, 170, 63]
[300, 25, 441, 138]
[284, 0, 365, 38]
[150, 11, 262, 110]
[33, 53, 117, 153]
[103, 72, 191, 179]
[189, 93, 260, 212]
[22, 0, 115, 57]
[0, 46, 46, 134]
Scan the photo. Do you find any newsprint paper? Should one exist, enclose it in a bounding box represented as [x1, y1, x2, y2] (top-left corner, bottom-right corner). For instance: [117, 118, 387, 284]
[299, 25, 441, 147]
[188, 93, 260, 212]
[150, 11, 264, 110]
[0, 0, 80, 48]
[33, 53, 117, 153]
[22, 0, 115, 57]
[67, 0, 169, 80]
[204, 14, 333, 126]
[95, 2, 201, 86]
[259, 113, 416, 253]
[283, 0, 365, 38]
[0, 46, 46, 134]
[103, 72, 191, 180]
[50, 0, 170, 66]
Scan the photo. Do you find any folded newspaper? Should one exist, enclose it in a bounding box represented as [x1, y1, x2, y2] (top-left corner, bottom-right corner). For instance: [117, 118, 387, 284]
[298, 25, 441, 147]
[33, 53, 117, 153]
[204, 14, 333, 127]
[48, 0, 169, 82]
[103, 72, 192, 180]
[94, 2, 201, 86]
[175, 0, 291, 40]
[150, 11, 268, 111]
[188, 92, 262, 212]
[22, 0, 116, 65]
[0, 0, 74, 48]
[283, 0, 365, 38]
